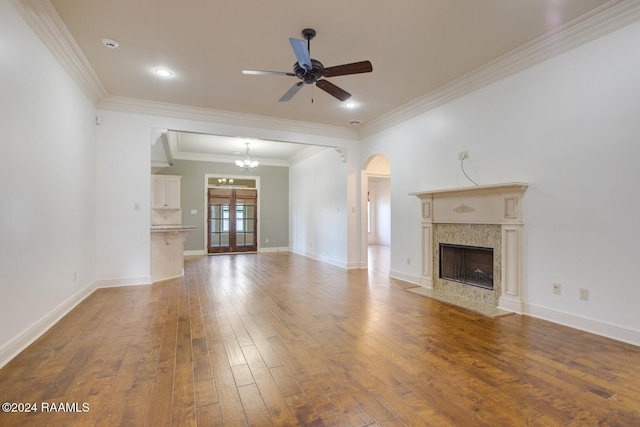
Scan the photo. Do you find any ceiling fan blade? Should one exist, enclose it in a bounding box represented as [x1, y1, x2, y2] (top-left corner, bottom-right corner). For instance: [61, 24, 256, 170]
[279, 82, 304, 102]
[322, 61, 373, 77]
[242, 70, 295, 76]
[289, 38, 312, 71]
[316, 80, 351, 101]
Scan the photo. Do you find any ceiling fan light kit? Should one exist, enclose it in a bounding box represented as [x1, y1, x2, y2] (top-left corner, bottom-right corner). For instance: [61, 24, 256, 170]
[243, 28, 372, 103]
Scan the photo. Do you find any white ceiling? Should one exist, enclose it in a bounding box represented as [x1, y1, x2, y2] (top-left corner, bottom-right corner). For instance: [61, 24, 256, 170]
[25, 1, 621, 163]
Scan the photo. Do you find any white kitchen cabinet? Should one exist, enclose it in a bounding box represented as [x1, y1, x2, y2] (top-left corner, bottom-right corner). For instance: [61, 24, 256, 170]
[151, 175, 181, 209]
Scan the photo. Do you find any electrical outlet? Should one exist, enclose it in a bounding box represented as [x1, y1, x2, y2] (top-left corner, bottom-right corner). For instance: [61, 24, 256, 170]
[553, 283, 561, 295]
[579, 288, 589, 301]
[407, 257, 411, 265]
[458, 150, 469, 161]
[265, 238, 269, 243]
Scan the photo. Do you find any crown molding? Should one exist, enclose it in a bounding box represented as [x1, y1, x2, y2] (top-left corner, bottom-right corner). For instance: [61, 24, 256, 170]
[10, 0, 107, 105]
[359, 0, 640, 138]
[98, 95, 359, 141]
[288, 146, 330, 165]
[173, 151, 290, 167]
[171, 145, 327, 167]
[12, 0, 640, 141]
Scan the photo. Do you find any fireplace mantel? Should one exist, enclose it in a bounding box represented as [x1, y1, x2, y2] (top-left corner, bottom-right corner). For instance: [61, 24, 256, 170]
[411, 182, 529, 315]
[410, 182, 528, 225]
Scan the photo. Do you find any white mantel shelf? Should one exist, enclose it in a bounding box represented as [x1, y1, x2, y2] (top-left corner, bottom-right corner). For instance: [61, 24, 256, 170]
[410, 182, 529, 198]
[411, 182, 529, 315]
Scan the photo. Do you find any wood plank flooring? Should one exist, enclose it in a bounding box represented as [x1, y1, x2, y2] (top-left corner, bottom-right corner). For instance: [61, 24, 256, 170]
[1, 247, 640, 426]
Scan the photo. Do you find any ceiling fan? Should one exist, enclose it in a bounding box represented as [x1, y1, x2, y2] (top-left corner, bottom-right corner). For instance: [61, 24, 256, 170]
[242, 28, 372, 102]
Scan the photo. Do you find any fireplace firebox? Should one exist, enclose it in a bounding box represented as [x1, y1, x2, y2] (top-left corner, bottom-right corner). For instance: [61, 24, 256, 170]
[439, 244, 494, 290]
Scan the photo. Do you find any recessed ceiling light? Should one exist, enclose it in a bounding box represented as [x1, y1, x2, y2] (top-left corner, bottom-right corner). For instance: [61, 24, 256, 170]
[155, 68, 173, 77]
[102, 38, 119, 49]
[345, 102, 358, 109]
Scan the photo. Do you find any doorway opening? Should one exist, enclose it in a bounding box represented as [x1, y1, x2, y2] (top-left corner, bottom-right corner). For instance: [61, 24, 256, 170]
[363, 154, 391, 271]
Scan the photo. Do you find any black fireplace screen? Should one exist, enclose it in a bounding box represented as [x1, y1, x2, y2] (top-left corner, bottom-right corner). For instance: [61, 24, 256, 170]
[439, 244, 494, 289]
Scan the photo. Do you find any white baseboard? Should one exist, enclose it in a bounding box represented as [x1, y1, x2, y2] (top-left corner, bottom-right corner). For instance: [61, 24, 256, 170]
[291, 248, 347, 269]
[259, 247, 290, 253]
[95, 276, 153, 288]
[184, 250, 206, 256]
[0, 280, 97, 369]
[389, 270, 420, 286]
[347, 261, 367, 269]
[525, 303, 640, 347]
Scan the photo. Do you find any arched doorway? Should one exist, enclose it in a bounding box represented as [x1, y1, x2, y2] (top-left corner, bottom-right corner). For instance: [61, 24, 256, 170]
[362, 154, 391, 273]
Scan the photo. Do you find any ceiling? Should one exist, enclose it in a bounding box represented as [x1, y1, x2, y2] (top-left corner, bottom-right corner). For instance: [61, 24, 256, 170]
[49, 0, 610, 131]
[21, 0, 619, 165]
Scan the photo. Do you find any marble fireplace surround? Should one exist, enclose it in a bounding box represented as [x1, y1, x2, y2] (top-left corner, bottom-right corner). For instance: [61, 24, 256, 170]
[411, 183, 528, 315]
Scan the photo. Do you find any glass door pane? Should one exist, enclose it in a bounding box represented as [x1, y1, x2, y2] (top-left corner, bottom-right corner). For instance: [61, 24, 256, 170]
[208, 189, 233, 253]
[208, 188, 257, 253]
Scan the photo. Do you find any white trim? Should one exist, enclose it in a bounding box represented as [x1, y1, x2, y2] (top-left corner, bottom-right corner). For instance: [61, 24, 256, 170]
[184, 250, 207, 256]
[94, 277, 153, 288]
[175, 151, 290, 167]
[291, 249, 347, 270]
[0, 280, 97, 369]
[259, 247, 290, 253]
[359, 0, 640, 138]
[347, 261, 368, 270]
[389, 270, 420, 286]
[288, 146, 330, 165]
[98, 96, 359, 140]
[525, 303, 640, 348]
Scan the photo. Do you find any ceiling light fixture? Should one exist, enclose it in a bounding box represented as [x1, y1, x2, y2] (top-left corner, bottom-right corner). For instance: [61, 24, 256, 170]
[345, 102, 357, 109]
[235, 143, 259, 172]
[155, 68, 173, 77]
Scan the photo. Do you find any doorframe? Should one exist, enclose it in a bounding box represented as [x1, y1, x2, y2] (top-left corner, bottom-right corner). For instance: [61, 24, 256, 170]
[203, 173, 261, 253]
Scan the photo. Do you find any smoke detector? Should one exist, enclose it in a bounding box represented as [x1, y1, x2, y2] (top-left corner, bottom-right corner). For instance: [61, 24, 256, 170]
[102, 38, 120, 49]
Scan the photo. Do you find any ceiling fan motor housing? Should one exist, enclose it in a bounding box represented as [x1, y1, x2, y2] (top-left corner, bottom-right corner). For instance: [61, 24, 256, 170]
[293, 59, 324, 84]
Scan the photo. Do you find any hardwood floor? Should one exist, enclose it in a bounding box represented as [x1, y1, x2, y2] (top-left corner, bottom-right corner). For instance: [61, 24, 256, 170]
[1, 248, 640, 426]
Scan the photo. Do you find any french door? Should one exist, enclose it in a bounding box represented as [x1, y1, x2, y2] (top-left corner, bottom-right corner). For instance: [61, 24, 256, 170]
[208, 188, 257, 253]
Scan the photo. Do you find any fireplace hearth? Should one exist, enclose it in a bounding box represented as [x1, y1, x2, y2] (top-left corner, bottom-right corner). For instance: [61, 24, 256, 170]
[439, 244, 494, 290]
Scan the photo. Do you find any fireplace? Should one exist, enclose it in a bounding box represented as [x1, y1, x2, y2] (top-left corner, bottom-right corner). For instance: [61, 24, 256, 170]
[411, 182, 528, 314]
[439, 244, 494, 290]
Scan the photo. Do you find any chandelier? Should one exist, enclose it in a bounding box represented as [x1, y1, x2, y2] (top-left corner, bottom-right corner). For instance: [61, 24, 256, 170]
[235, 143, 259, 172]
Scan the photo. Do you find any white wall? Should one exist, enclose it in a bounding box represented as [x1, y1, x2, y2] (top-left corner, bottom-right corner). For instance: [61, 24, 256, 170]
[95, 111, 153, 285]
[289, 148, 350, 267]
[0, 0, 97, 364]
[360, 20, 640, 344]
